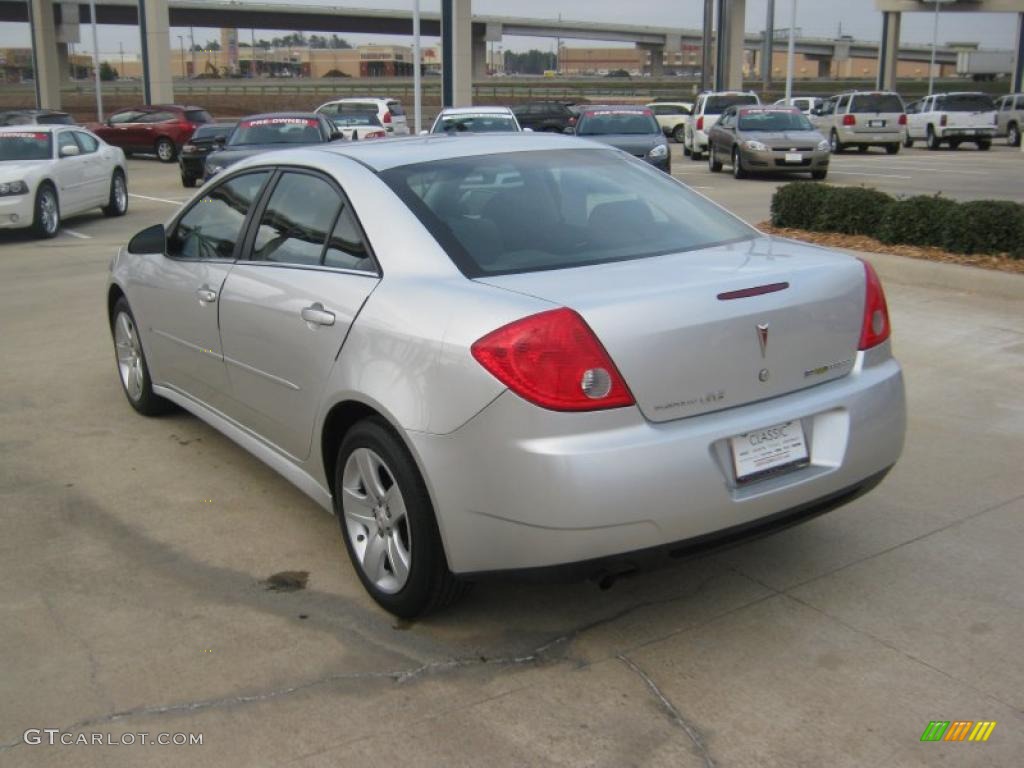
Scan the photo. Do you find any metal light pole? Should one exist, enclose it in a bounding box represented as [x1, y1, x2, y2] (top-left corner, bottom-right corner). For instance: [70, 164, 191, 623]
[700, 0, 713, 92]
[928, 0, 941, 95]
[785, 0, 797, 102]
[413, 0, 422, 133]
[177, 35, 185, 78]
[763, 0, 775, 91]
[88, 0, 102, 121]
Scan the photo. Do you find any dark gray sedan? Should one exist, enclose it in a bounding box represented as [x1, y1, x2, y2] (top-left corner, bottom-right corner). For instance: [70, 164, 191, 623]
[203, 112, 342, 181]
[708, 106, 830, 180]
[573, 106, 670, 173]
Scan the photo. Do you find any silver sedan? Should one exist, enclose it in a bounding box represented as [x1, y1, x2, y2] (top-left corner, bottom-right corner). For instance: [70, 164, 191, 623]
[107, 133, 906, 616]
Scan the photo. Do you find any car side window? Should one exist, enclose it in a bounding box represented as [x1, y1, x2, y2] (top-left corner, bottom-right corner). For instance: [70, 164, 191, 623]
[1016, 96, 1024, 109]
[109, 111, 144, 125]
[140, 111, 177, 123]
[167, 171, 270, 260]
[251, 172, 341, 265]
[57, 132, 78, 156]
[323, 204, 374, 272]
[73, 131, 99, 153]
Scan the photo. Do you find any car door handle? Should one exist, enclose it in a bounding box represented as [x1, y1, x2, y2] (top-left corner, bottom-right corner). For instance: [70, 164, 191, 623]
[301, 303, 335, 327]
[196, 287, 217, 304]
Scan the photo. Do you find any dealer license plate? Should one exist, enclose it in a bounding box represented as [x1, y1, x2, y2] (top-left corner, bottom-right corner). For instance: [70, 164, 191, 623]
[730, 420, 809, 481]
[784, 152, 802, 163]
[869, 119, 885, 127]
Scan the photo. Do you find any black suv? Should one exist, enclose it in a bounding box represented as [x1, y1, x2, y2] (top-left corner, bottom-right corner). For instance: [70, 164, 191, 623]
[178, 122, 237, 187]
[511, 102, 577, 133]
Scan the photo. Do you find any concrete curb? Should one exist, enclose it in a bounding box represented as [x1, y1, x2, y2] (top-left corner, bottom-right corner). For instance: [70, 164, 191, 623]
[844, 248, 1024, 302]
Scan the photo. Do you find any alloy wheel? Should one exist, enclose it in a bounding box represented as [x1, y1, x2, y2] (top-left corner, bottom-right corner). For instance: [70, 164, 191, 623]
[341, 448, 412, 594]
[156, 140, 174, 162]
[114, 311, 145, 402]
[113, 174, 127, 212]
[39, 189, 58, 235]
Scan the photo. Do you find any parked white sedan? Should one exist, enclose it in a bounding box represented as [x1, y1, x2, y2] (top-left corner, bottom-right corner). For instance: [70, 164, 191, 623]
[0, 124, 127, 238]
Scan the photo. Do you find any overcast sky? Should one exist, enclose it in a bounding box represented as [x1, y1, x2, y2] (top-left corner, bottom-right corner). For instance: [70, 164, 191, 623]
[1, 0, 1018, 57]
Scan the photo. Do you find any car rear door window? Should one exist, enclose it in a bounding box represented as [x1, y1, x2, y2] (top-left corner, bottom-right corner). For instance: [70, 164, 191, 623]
[251, 172, 341, 266]
[850, 94, 903, 113]
[109, 110, 145, 125]
[185, 110, 213, 123]
[323, 205, 374, 271]
[386, 101, 405, 116]
[140, 111, 178, 123]
[167, 171, 270, 260]
[57, 131, 79, 156]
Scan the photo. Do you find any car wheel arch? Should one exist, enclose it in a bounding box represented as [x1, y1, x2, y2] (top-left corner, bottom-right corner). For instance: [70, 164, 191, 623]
[107, 284, 127, 330]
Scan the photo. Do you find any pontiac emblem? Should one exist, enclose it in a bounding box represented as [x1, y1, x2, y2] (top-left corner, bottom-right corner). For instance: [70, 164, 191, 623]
[756, 322, 769, 358]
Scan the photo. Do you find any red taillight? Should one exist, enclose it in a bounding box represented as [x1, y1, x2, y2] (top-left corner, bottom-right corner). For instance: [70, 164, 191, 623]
[696, 116, 704, 131]
[568, 115, 577, 126]
[898, 114, 907, 125]
[471, 308, 634, 412]
[842, 114, 856, 126]
[383, 111, 392, 124]
[940, 114, 948, 127]
[367, 130, 386, 139]
[858, 260, 891, 350]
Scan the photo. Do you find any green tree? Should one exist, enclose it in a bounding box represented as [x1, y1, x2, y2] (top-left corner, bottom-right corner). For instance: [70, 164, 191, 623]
[99, 61, 118, 81]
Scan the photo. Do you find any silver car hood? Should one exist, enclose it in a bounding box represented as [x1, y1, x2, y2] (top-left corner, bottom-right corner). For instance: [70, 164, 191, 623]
[476, 236, 865, 422]
[738, 130, 824, 147]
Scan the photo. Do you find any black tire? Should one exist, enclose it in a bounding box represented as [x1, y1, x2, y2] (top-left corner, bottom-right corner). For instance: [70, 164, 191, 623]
[102, 169, 128, 217]
[708, 145, 722, 172]
[926, 126, 941, 150]
[858, 145, 868, 153]
[830, 130, 844, 154]
[672, 124, 685, 143]
[903, 134, 914, 148]
[1008, 123, 1021, 147]
[976, 140, 991, 151]
[732, 148, 747, 179]
[110, 297, 173, 416]
[949, 140, 961, 150]
[811, 169, 828, 180]
[181, 173, 198, 188]
[31, 182, 60, 239]
[155, 137, 176, 163]
[335, 417, 469, 618]
[885, 143, 900, 155]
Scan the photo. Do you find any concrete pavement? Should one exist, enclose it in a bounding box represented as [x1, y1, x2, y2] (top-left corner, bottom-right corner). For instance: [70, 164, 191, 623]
[0, 158, 1022, 767]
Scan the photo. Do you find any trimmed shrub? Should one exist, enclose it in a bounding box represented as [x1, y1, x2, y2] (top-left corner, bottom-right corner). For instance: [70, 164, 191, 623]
[769, 182, 834, 230]
[940, 200, 1024, 257]
[877, 195, 958, 248]
[812, 186, 894, 237]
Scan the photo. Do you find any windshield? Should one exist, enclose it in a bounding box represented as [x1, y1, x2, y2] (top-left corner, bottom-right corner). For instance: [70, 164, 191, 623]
[229, 117, 322, 146]
[37, 113, 74, 125]
[331, 114, 382, 127]
[193, 124, 234, 140]
[704, 94, 759, 115]
[0, 132, 52, 161]
[850, 94, 904, 113]
[381, 149, 755, 277]
[433, 114, 519, 133]
[939, 94, 995, 112]
[738, 110, 814, 131]
[576, 110, 659, 135]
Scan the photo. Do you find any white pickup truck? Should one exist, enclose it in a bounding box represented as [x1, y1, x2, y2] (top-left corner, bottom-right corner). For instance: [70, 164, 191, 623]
[904, 92, 998, 150]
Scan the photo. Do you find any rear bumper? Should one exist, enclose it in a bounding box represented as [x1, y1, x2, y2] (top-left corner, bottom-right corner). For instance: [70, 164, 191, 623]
[411, 348, 905, 574]
[938, 127, 995, 139]
[837, 127, 902, 145]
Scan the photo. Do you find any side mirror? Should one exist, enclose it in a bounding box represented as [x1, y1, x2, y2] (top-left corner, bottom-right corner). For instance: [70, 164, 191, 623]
[523, 127, 534, 132]
[128, 224, 166, 255]
[60, 144, 80, 157]
[563, 126, 575, 135]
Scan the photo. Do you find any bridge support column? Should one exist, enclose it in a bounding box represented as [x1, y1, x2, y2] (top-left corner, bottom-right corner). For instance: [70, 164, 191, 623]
[441, 0, 472, 107]
[639, 44, 665, 77]
[138, 0, 174, 105]
[1014, 13, 1024, 93]
[28, 0, 61, 109]
[57, 43, 71, 82]
[726, 0, 746, 90]
[472, 27, 487, 79]
[876, 11, 901, 91]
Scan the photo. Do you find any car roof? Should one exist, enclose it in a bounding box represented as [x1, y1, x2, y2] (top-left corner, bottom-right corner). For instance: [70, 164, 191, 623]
[335, 97, 398, 103]
[581, 104, 652, 112]
[437, 106, 514, 115]
[238, 112, 322, 121]
[0, 124, 73, 133]
[246, 133, 608, 173]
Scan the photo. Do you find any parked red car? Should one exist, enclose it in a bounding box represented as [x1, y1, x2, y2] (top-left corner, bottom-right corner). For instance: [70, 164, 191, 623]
[89, 105, 213, 163]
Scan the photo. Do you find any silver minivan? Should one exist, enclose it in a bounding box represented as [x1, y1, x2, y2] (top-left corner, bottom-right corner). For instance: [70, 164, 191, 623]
[995, 93, 1024, 147]
[811, 91, 906, 154]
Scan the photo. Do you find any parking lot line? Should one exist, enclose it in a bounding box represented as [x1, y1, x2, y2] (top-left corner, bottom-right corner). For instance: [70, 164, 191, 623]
[129, 192, 186, 205]
[829, 170, 913, 180]
[61, 229, 91, 240]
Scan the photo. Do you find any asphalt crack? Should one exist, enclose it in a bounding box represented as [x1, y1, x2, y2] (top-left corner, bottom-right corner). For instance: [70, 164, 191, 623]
[617, 653, 716, 768]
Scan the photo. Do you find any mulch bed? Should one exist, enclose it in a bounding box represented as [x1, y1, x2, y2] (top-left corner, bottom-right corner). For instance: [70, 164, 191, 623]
[757, 222, 1024, 275]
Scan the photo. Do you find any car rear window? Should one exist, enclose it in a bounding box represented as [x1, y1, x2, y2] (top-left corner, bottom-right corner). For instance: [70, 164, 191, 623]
[386, 101, 405, 117]
[738, 110, 813, 131]
[192, 124, 234, 140]
[433, 114, 519, 133]
[0, 131, 52, 161]
[185, 110, 214, 124]
[576, 110, 660, 135]
[229, 117, 323, 145]
[704, 94, 759, 115]
[937, 94, 995, 112]
[37, 113, 74, 125]
[381, 149, 755, 277]
[850, 94, 904, 113]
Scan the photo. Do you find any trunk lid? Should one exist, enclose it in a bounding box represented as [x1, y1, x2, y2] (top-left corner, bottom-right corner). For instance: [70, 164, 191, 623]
[946, 110, 996, 130]
[476, 237, 865, 422]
